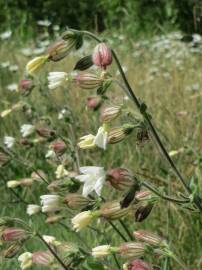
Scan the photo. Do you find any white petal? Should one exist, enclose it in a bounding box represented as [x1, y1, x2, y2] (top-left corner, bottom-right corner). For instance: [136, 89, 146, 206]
[94, 176, 105, 196]
[79, 166, 104, 175]
[75, 174, 89, 183]
[82, 181, 95, 197]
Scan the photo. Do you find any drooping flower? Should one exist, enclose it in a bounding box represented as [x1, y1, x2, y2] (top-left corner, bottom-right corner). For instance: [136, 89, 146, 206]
[100, 106, 122, 123]
[26, 204, 41, 216]
[40, 195, 61, 213]
[47, 72, 68, 90]
[123, 259, 151, 270]
[32, 251, 54, 266]
[92, 245, 112, 258]
[76, 166, 106, 197]
[2, 228, 28, 242]
[75, 72, 103, 89]
[78, 134, 96, 149]
[106, 168, 134, 191]
[4, 136, 15, 148]
[26, 55, 49, 75]
[93, 124, 109, 150]
[18, 252, 33, 270]
[71, 210, 99, 231]
[92, 42, 112, 69]
[20, 124, 35, 137]
[134, 230, 166, 247]
[7, 180, 21, 188]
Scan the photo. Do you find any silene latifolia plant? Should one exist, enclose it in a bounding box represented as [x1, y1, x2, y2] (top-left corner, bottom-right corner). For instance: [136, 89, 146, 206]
[1, 28, 202, 270]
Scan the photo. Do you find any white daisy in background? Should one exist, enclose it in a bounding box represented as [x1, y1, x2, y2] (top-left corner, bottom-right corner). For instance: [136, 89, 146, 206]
[20, 124, 35, 137]
[48, 72, 68, 90]
[1, 61, 10, 68]
[9, 65, 18, 72]
[26, 204, 41, 216]
[7, 83, 18, 92]
[37, 20, 51, 27]
[0, 30, 12, 40]
[76, 166, 106, 197]
[20, 48, 33, 57]
[4, 136, 15, 148]
[58, 108, 67, 120]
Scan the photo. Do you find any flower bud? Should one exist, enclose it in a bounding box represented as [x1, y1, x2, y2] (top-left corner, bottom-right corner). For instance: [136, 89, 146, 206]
[134, 230, 165, 246]
[2, 228, 28, 242]
[49, 140, 66, 155]
[135, 191, 152, 201]
[108, 124, 135, 144]
[0, 152, 9, 166]
[118, 242, 145, 258]
[32, 251, 54, 266]
[86, 96, 102, 110]
[100, 201, 129, 220]
[18, 252, 33, 269]
[123, 259, 151, 270]
[36, 127, 55, 138]
[26, 204, 41, 216]
[101, 106, 122, 123]
[20, 178, 34, 186]
[26, 55, 49, 75]
[75, 73, 103, 89]
[18, 79, 34, 96]
[135, 204, 154, 222]
[45, 215, 64, 224]
[92, 43, 112, 69]
[106, 168, 134, 191]
[64, 194, 91, 209]
[3, 243, 22, 258]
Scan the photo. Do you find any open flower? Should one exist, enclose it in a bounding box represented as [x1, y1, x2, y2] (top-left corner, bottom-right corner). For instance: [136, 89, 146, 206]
[26, 55, 48, 75]
[92, 245, 112, 258]
[20, 124, 35, 137]
[4, 136, 15, 148]
[26, 204, 41, 216]
[93, 125, 109, 150]
[78, 134, 95, 149]
[47, 72, 68, 90]
[18, 252, 33, 270]
[76, 166, 106, 197]
[40, 195, 61, 213]
[71, 210, 98, 231]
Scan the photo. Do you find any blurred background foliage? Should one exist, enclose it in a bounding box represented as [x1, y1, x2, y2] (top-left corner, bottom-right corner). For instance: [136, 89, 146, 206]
[1, 0, 202, 38]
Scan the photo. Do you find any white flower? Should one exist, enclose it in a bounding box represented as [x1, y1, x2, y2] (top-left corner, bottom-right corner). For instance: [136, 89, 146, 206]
[9, 65, 18, 72]
[26, 204, 41, 216]
[78, 134, 95, 149]
[40, 195, 61, 213]
[7, 180, 20, 188]
[0, 30, 12, 40]
[37, 20, 51, 27]
[4, 136, 15, 148]
[55, 164, 69, 179]
[7, 83, 18, 92]
[92, 245, 111, 258]
[58, 109, 67, 119]
[93, 126, 108, 150]
[48, 72, 68, 90]
[45, 150, 56, 158]
[71, 211, 94, 231]
[18, 252, 33, 270]
[76, 166, 106, 197]
[20, 124, 35, 137]
[42, 235, 56, 244]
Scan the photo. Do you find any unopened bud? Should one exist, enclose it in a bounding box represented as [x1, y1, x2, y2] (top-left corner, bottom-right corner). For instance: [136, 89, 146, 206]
[101, 106, 121, 123]
[3, 243, 21, 258]
[47, 31, 78, 62]
[135, 191, 152, 201]
[100, 201, 129, 220]
[19, 79, 34, 96]
[75, 73, 103, 90]
[106, 168, 134, 191]
[87, 96, 102, 110]
[134, 230, 166, 246]
[45, 215, 64, 224]
[92, 43, 112, 69]
[108, 124, 135, 144]
[49, 140, 66, 155]
[123, 259, 151, 270]
[2, 228, 28, 242]
[135, 203, 154, 222]
[0, 152, 9, 166]
[32, 251, 54, 266]
[64, 194, 91, 209]
[36, 127, 55, 138]
[118, 242, 145, 258]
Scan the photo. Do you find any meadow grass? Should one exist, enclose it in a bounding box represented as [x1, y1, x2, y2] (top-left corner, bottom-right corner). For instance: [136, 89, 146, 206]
[1, 32, 202, 269]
